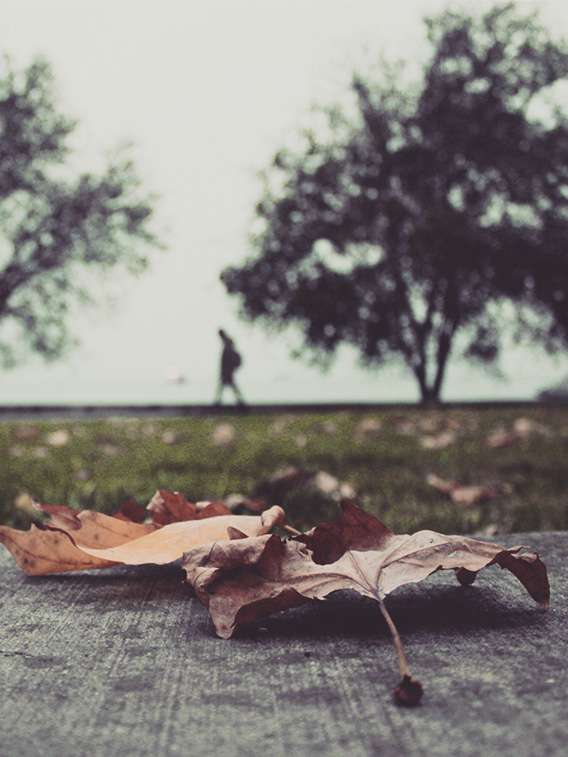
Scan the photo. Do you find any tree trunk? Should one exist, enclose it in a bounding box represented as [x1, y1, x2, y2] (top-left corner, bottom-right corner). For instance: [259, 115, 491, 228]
[419, 385, 441, 406]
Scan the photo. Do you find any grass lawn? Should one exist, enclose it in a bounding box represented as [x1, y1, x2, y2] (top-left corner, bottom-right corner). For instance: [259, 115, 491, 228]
[1, 404, 567, 535]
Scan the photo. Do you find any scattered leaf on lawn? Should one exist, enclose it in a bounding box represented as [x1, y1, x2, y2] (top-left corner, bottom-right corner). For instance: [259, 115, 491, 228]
[487, 418, 551, 448]
[427, 473, 497, 507]
[243, 465, 356, 513]
[487, 428, 519, 448]
[449, 485, 496, 508]
[419, 430, 456, 449]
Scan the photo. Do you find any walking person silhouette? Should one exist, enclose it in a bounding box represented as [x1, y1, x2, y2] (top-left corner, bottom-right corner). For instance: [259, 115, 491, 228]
[214, 329, 246, 406]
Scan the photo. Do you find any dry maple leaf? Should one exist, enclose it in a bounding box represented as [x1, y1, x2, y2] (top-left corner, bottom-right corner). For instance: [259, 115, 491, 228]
[0, 491, 285, 575]
[0, 502, 158, 575]
[35, 502, 157, 546]
[78, 506, 285, 566]
[0, 525, 122, 576]
[182, 500, 549, 705]
[147, 489, 232, 525]
[113, 497, 147, 523]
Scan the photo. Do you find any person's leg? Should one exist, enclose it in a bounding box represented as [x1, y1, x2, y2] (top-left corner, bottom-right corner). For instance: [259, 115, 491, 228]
[230, 379, 246, 406]
[214, 380, 224, 405]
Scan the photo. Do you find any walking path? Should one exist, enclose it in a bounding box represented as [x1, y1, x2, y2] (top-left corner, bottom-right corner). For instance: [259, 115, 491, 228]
[0, 399, 550, 421]
[1, 531, 565, 756]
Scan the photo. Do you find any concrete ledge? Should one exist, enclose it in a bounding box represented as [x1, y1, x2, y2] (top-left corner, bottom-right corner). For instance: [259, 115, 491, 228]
[1, 531, 566, 756]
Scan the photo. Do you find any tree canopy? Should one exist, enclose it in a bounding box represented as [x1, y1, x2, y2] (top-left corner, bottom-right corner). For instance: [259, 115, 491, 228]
[221, 3, 568, 403]
[0, 58, 161, 367]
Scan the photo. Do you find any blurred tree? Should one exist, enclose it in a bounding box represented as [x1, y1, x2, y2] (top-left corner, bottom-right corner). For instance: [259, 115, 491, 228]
[0, 58, 161, 366]
[221, 3, 568, 403]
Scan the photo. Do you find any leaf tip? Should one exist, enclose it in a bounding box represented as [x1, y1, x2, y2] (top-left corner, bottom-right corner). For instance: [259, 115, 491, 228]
[260, 505, 286, 533]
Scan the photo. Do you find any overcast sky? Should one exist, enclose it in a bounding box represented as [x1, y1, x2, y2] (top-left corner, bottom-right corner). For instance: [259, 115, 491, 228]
[1, 0, 568, 404]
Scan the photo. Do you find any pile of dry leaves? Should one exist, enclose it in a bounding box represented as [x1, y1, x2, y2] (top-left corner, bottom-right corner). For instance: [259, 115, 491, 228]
[0, 491, 549, 707]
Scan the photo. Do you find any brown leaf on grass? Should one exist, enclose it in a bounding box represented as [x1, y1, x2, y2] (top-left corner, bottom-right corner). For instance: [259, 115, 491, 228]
[426, 473, 496, 507]
[182, 500, 549, 640]
[244, 465, 314, 511]
[449, 485, 496, 508]
[419, 430, 456, 450]
[79, 506, 286, 566]
[242, 465, 356, 513]
[487, 418, 551, 449]
[487, 428, 519, 448]
[426, 473, 460, 495]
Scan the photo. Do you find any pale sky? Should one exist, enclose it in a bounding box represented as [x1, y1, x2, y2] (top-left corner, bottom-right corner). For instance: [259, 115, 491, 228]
[1, 0, 568, 404]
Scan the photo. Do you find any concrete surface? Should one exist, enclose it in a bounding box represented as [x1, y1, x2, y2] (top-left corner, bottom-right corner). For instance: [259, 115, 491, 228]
[0, 531, 566, 757]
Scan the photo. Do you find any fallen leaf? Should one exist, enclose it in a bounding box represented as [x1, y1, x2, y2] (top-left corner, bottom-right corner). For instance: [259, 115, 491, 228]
[183, 500, 548, 705]
[353, 417, 383, 440]
[7, 445, 25, 458]
[0, 524, 120, 576]
[269, 415, 295, 437]
[31, 446, 49, 459]
[244, 465, 314, 511]
[45, 429, 71, 447]
[426, 473, 460, 494]
[147, 489, 232, 525]
[0, 501, 158, 575]
[35, 502, 156, 547]
[182, 500, 549, 640]
[14, 493, 36, 516]
[449, 485, 496, 508]
[393, 416, 415, 434]
[0, 493, 281, 575]
[113, 497, 147, 523]
[487, 428, 519, 448]
[210, 422, 237, 446]
[243, 466, 356, 513]
[11, 425, 40, 442]
[513, 417, 550, 438]
[419, 430, 456, 449]
[79, 506, 285, 566]
[427, 474, 496, 507]
[312, 471, 357, 501]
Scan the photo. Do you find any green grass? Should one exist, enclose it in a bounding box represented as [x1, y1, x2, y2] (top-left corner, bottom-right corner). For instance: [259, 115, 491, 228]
[1, 405, 567, 535]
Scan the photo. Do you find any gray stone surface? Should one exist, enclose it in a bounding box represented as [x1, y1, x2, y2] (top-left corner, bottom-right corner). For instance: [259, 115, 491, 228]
[0, 532, 566, 757]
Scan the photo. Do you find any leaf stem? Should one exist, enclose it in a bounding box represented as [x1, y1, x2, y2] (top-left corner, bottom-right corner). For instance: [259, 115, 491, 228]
[379, 599, 423, 706]
[379, 600, 410, 677]
[283, 524, 303, 537]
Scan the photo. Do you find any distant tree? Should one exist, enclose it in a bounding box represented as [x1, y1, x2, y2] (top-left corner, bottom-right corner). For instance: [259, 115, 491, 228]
[221, 3, 568, 403]
[0, 58, 161, 367]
